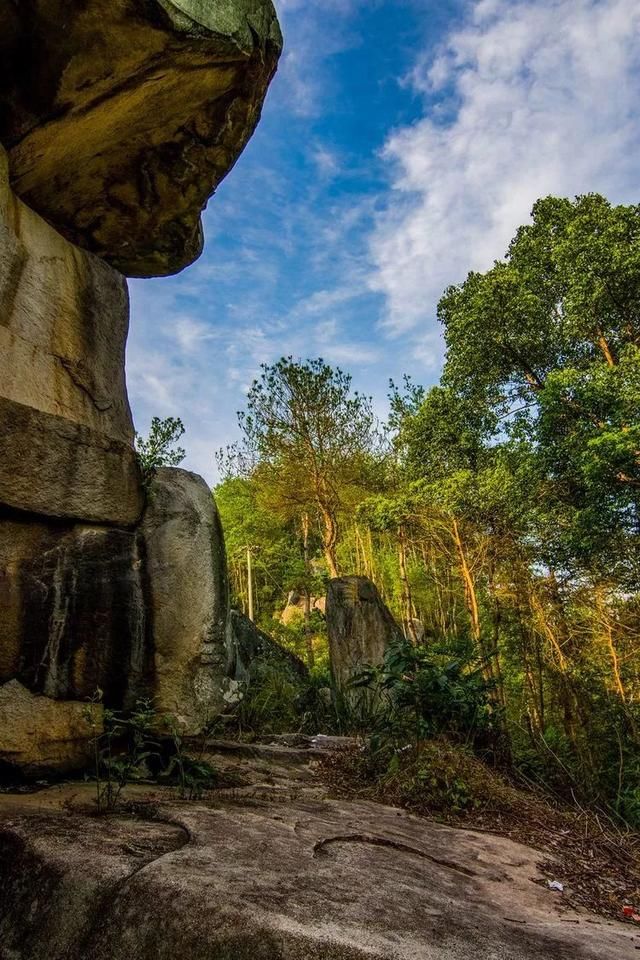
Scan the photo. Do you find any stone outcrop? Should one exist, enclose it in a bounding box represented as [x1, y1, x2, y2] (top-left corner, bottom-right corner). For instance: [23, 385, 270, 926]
[140, 469, 230, 730]
[0, 681, 103, 778]
[0, 471, 237, 773]
[0, 514, 148, 708]
[326, 576, 404, 693]
[279, 590, 326, 626]
[228, 609, 308, 683]
[0, 0, 282, 277]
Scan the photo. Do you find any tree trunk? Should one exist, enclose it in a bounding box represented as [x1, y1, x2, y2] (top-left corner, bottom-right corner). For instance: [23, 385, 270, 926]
[398, 525, 418, 643]
[320, 503, 339, 579]
[301, 512, 315, 670]
[451, 518, 482, 646]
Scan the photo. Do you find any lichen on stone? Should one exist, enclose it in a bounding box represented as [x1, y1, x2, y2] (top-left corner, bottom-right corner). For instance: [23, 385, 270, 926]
[156, 0, 283, 51]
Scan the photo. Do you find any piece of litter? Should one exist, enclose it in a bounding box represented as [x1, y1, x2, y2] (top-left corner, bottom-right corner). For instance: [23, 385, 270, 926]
[547, 880, 564, 893]
[622, 906, 640, 922]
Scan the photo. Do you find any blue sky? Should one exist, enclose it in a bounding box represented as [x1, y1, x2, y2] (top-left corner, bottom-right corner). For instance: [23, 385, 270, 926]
[127, 0, 640, 483]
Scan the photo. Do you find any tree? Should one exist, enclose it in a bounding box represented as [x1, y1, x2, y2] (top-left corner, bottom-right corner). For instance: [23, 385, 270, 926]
[219, 357, 380, 578]
[439, 193, 640, 583]
[135, 416, 186, 475]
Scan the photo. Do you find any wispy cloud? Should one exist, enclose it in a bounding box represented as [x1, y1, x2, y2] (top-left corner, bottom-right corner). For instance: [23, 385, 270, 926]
[370, 0, 640, 335]
[272, 0, 371, 117]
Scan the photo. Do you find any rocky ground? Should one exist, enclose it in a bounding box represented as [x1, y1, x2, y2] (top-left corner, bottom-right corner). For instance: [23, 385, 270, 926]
[0, 738, 638, 960]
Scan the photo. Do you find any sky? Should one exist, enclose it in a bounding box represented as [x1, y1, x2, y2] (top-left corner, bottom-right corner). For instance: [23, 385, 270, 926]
[127, 0, 640, 484]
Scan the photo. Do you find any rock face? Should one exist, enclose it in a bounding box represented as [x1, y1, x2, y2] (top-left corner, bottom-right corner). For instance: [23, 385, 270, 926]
[228, 609, 309, 683]
[0, 681, 103, 778]
[279, 590, 326, 625]
[0, 0, 282, 276]
[0, 514, 149, 708]
[140, 469, 230, 730]
[0, 145, 142, 526]
[0, 472, 235, 772]
[326, 576, 404, 693]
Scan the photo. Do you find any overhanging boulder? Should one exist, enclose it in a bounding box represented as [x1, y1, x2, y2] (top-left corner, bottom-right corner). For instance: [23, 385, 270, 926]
[0, 0, 282, 277]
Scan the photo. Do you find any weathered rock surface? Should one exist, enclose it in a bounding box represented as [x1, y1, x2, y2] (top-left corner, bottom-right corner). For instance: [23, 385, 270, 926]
[141, 469, 230, 731]
[0, 470, 237, 764]
[0, 401, 143, 525]
[0, 778, 635, 959]
[326, 576, 404, 693]
[0, 0, 282, 276]
[0, 145, 143, 525]
[0, 514, 149, 709]
[228, 609, 308, 683]
[0, 680, 103, 777]
[0, 146, 133, 444]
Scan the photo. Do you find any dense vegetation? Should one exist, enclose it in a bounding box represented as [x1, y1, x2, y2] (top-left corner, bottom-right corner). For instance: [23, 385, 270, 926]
[216, 194, 640, 825]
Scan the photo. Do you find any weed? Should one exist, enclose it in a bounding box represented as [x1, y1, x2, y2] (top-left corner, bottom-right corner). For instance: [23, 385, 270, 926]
[84, 693, 157, 813]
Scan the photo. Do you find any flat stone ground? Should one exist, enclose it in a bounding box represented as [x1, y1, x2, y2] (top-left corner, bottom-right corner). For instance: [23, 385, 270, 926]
[0, 738, 638, 960]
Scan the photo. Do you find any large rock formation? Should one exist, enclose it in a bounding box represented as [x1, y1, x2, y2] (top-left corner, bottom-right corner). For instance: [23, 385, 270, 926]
[228, 609, 308, 683]
[0, 1, 282, 775]
[0, 468, 235, 772]
[141, 469, 230, 729]
[0, 681, 103, 778]
[0, 514, 148, 706]
[279, 590, 326, 626]
[326, 576, 404, 694]
[0, 0, 282, 276]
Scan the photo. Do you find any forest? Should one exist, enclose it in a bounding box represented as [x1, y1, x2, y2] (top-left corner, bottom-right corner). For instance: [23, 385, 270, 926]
[215, 193, 640, 825]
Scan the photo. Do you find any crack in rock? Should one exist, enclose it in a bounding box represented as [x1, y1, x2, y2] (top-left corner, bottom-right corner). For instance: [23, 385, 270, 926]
[313, 833, 479, 877]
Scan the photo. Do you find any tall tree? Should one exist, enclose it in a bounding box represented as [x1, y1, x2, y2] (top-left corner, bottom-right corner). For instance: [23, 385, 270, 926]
[220, 357, 379, 578]
[439, 193, 640, 583]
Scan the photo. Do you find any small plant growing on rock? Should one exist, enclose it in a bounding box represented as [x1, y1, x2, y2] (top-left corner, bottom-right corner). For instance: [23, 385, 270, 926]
[84, 693, 158, 813]
[135, 415, 186, 484]
[160, 714, 219, 800]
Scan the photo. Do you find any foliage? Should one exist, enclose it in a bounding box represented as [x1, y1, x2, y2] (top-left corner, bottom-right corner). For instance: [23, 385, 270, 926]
[135, 416, 186, 478]
[159, 716, 219, 800]
[337, 739, 518, 817]
[352, 639, 496, 754]
[84, 695, 222, 808]
[234, 663, 304, 737]
[214, 194, 640, 825]
[217, 357, 382, 578]
[84, 694, 158, 812]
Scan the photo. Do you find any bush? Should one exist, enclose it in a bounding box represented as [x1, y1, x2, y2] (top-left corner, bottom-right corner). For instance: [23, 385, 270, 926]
[235, 663, 303, 736]
[351, 639, 497, 754]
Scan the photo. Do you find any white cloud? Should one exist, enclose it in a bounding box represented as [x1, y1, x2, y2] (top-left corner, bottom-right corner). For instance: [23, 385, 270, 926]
[271, 0, 371, 117]
[370, 0, 640, 335]
[312, 145, 341, 178]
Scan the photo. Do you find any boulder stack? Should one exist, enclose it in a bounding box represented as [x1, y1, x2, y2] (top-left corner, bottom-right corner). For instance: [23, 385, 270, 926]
[0, 0, 282, 776]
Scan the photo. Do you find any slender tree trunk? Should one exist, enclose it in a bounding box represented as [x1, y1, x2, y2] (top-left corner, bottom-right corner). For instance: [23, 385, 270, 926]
[246, 547, 254, 622]
[451, 518, 480, 640]
[366, 528, 376, 584]
[319, 503, 339, 578]
[398, 525, 418, 643]
[300, 512, 315, 669]
[596, 328, 617, 367]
